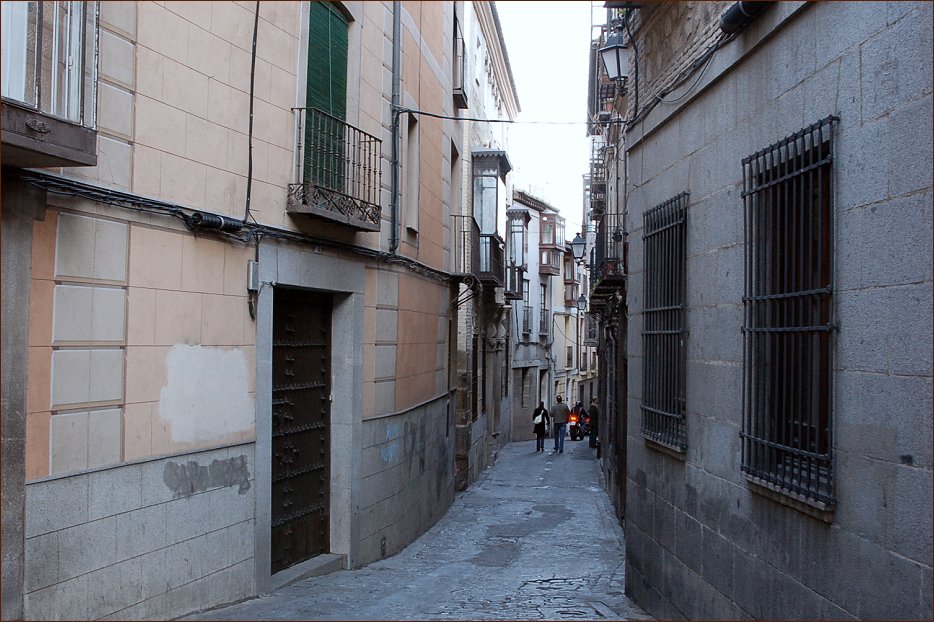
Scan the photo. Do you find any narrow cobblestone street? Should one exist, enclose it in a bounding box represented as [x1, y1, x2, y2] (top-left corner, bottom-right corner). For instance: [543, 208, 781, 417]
[188, 439, 651, 620]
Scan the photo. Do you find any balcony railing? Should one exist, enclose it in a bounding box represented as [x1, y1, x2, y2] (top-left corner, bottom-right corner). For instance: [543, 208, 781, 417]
[452, 215, 480, 277]
[288, 107, 382, 231]
[505, 263, 524, 300]
[583, 312, 598, 347]
[592, 210, 625, 292]
[539, 309, 551, 336]
[564, 282, 579, 307]
[521, 304, 533, 335]
[478, 233, 504, 286]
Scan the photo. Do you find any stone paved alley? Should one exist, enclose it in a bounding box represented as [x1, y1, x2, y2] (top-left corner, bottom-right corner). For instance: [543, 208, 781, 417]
[187, 439, 651, 620]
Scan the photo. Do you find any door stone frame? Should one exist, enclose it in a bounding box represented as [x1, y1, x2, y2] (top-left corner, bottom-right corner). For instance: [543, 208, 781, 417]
[255, 240, 364, 593]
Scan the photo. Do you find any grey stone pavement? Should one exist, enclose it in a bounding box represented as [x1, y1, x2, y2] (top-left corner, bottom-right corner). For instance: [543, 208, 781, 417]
[186, 438, 651, 621]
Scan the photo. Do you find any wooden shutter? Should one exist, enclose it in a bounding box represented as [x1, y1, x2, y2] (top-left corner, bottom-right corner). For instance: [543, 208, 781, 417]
[307, 2, 348, 119]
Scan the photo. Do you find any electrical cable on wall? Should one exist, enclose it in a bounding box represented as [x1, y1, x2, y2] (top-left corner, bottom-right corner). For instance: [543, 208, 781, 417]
[243, 1, 260, 222]
[20, 172, 452, 285]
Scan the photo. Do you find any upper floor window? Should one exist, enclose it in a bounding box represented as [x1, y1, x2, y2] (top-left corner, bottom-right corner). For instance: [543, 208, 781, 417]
[741, 116, 838, 509]
[1, 1, 97, 127]
[540, 213, 564, 248]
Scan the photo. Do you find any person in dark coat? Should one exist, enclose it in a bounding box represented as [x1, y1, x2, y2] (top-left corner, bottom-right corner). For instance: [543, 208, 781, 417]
[532, 401, 550, 452]
[588, 397, 601, 448]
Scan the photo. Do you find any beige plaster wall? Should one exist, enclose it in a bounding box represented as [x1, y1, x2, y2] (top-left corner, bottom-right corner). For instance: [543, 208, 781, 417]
[131, 1, 299, 225]
[25, 208, 257, 482]
[395, 273, 447, 411]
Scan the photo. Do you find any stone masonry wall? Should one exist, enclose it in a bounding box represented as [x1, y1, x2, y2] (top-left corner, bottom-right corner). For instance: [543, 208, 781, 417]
[24, 444, 255, 620]
[357, 395, 454, 566]
[624, 2, 932, 619]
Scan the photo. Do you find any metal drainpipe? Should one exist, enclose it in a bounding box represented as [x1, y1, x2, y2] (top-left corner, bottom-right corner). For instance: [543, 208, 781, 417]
[389, 1, 402, 253]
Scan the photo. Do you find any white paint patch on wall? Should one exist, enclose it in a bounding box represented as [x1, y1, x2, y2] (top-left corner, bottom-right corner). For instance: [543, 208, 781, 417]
[159, 344, 254, 443]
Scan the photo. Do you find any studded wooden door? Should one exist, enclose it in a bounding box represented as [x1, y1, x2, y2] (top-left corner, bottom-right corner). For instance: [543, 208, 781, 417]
[271, 288, 331, 574]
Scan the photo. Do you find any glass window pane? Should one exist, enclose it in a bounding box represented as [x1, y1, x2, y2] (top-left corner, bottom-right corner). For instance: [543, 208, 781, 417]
[1, 1, 38, 104]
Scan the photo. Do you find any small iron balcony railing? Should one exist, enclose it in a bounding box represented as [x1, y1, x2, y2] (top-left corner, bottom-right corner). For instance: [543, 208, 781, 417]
[478, 233, 504, 286]
[593, 211, 625, 286]
[288, 107, 382, 231]
[564, 282, 579, 307]
[504, 263, 524, 300]
[452, 215, 480, 277]
[583, 312, 598, 346]
[521, 304, 533, 335]
[539, 309, 551, 336]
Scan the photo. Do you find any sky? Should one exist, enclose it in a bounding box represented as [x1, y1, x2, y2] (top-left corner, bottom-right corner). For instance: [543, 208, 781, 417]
[495, 1, 596, 238]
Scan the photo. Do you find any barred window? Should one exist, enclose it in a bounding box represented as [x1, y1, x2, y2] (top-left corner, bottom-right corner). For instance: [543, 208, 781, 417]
[741, 116, 838, 508]
[641, 192, 689, 451]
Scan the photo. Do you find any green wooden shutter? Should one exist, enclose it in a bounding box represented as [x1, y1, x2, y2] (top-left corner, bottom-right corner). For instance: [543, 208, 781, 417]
[307, 2, 347, 119]
[305, 2, 348, 190]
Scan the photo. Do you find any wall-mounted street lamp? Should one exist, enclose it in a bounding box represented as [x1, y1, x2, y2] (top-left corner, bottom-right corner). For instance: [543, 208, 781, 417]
[577, 294, 588, 312]
[598, 25, 629, 82]
[570, 232, 587, 261]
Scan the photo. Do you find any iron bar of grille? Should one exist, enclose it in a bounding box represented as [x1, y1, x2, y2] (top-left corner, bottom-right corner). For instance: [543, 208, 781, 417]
[741, 116, 837, 506]
[290, 107, 382, 226]
[640, 192, 688, 451]
[452, 215, 480, 277]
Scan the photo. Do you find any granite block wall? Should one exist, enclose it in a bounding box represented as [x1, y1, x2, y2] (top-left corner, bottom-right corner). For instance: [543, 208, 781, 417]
[23, 445, 256, 620]
[623, 2, 932, 619]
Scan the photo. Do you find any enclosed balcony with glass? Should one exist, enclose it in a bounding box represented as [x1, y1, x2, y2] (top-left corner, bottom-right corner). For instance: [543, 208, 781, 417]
[1, 1, 99, 168]
[539, 212, 564, 276]
[471, 150, 512, 287]
[505, 208, 529, 300]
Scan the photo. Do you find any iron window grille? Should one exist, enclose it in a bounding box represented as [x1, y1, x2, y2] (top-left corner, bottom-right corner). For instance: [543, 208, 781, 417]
[741, 116, 838, 509]
[641, 192, 689, 452]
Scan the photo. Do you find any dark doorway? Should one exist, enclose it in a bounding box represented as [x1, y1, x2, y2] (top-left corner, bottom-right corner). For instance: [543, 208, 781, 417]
[271, 288, 332, 574]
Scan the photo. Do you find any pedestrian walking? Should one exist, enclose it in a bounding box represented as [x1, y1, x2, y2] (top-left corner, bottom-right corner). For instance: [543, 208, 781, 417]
[550, 395, 570, 453]
[532, 401, 550, 452]
[588, 397, 601, 448]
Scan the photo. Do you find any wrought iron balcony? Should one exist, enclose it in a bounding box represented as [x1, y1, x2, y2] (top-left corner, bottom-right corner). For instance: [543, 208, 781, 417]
[564, 282, 579, 307]
[478, 233, 505, 286]
[583, 312, 598, 347]
[288, 107, 382, 231]
[452, 215, 480, 278]
[539, 309, 551, 337]
[521, 304, 533, 336]
[592, 210, 625, 295]
[505, 263, 524, 300]
[452, 216, 504, 287]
